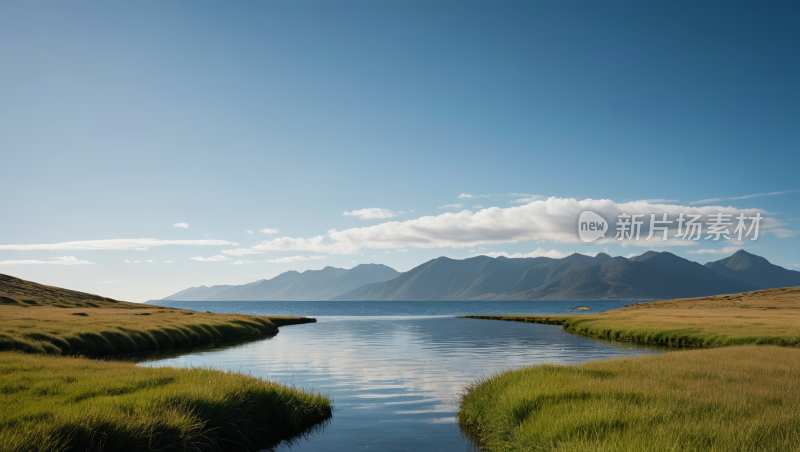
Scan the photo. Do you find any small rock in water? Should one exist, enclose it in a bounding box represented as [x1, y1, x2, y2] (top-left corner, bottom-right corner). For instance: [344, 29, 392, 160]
[575, 306, 591, 311]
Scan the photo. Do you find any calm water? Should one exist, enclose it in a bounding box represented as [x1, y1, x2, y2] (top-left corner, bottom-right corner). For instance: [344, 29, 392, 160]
[147, 299, 646, 316]
[141, 301, 663, 451]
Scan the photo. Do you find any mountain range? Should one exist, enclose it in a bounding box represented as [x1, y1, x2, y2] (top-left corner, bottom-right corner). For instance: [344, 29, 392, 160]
[159, 250, 799, 302]
[162, 264, 399, 301]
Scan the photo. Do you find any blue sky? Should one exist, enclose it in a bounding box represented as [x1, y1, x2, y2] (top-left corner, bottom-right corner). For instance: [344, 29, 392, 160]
[1, 2, 798, 301]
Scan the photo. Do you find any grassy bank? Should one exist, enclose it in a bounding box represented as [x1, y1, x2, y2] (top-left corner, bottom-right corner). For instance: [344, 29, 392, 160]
[0, 273, 332, 451]
[0, 351, 332, 452]
[463, 286, 800, 347]
[0, 304, 313, 356]
[0, 272, 315, 355]
[459, 346, 800, 452]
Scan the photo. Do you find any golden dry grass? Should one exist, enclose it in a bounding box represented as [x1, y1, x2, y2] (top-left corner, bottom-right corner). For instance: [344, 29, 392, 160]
[459, 345, 800, 452]
[0, 273, 141, 309]
[0, 272, 315, 355]
[0, 273, 330, 451]
[464, 286, 800, 347]
[0, 304, 314, 355]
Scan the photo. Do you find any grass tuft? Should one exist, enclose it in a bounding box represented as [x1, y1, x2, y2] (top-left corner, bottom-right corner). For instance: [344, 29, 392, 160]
[459, 346, 800, 452]
[0, 351, 332, 451]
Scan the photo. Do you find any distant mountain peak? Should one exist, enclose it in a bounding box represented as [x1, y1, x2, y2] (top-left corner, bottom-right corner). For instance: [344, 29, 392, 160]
[705, 250, 800, 290]
[630, 250, 661, 261]
[332, 250, 758, 302]
[160, 263, 400, 301]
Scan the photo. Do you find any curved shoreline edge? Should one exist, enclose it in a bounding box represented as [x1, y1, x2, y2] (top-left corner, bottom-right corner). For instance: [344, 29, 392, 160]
[461, 286, 800, 348]
[457, 286, 800, 451]
[0, 273, 332, 451]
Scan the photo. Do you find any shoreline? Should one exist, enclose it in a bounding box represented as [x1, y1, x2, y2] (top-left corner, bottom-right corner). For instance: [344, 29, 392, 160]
[0, 273, 333, 451]
[462, 286, 800, 348]
[458, 286, 800, 451]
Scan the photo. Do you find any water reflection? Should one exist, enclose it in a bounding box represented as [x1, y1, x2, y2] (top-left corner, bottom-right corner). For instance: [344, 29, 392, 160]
[140, 316, 666, 451]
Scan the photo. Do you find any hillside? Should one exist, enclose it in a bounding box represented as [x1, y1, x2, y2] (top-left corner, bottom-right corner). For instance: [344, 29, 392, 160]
[161, 264, 400, 301]
[705, 249, 800, 289]
[333, 251, 759, 301]
[0, 273, 146, 309]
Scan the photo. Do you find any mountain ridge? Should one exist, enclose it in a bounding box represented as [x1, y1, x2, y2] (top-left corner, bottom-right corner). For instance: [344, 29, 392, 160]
[332, 251, 760, 301]
[704, 250, 800, 289]
[160, 264, 399, 302]
[158, 251, 797, 302]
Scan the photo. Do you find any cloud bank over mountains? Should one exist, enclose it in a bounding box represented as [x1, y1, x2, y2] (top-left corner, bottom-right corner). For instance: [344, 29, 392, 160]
[221, 197, 780, 256]
[0, 198, 789, 266]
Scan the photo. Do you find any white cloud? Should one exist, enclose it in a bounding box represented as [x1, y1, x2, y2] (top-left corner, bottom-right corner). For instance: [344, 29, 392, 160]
[685, 247, 742, 255]
[0, 239, 237, 251]
[228, 259, 258, 265]
[246, 230, 253, 234]
[260, 228, 280, 234]
[0, 256, 94, 266]
[165, 260, 176, 264]
[220, 198, 772, 256]
[223, 248, 268, 256]
[771, 228, 798, 238]
[472, 205, 484, 209]
[343, 208, 402, 219]
[190, 255, 231, 262]
[510, 195, 546, 204]
[173, 223, 189, 228]
[481, 248, 571, 259]
[459, 193, 536, 200]
[146, 260, 154, 263]
[624, 253, 639, 259]
[619, 238, 702, 248]
[438, 204, 463, 209]
[785, 263, 800, 268]
[265, 255, 326, 263]
[689, 190, 798, 205]
[384, 250, 391, 254]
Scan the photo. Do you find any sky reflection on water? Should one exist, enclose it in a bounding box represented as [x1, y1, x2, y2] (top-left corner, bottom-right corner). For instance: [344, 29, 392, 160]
[140, 314, 665, 451]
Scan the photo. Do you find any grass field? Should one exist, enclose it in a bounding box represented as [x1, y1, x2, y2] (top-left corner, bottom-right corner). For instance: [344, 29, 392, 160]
[0, 304, 313, 356]
[464, 286, 800, 347]
[0, 351, 332, 452]
[460, 287, 800, 451]
[459, 346, 800, 452]
[0, 273, 332, 451]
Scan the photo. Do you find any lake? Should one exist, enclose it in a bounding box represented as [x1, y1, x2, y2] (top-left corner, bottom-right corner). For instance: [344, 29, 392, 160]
[141, 300, 664, 451]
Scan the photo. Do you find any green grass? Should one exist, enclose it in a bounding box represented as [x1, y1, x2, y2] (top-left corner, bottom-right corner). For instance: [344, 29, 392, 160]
[0, 273, 332, 451]
[0, 351, 332, 452]
[0, 272, 316, 356]
[0, 273, 142, 309]
[459, 346, 800, 452]
[0, 304, 315, 356]
[463, 286, 800, 348]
